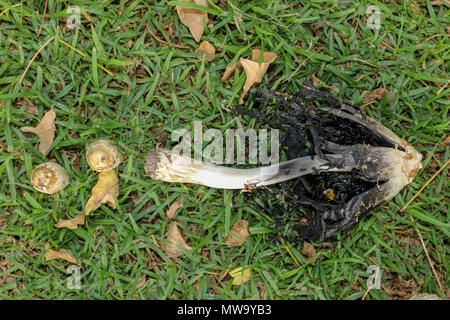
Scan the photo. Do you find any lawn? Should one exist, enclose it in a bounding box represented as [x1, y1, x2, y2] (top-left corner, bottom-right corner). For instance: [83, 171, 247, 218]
[0, 0, 448, 300]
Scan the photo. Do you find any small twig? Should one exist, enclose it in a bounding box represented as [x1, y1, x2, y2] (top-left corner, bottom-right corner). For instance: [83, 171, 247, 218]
[280, 238, 300, 268]
[0, 3, 20, 18]
[36, 0, 48, 38]
[19, 35, 56, 85]
[58, 40, 114, 76]
[400, 158, 450, 213]
[362, 287, 371, 300]
[353, 58, 382, 68]
[425, 34, 443, 42]
[145, 24, 191, 50]
[283, 54, 315, 82]
[399, 158, 449, 297]
[436, 82, 448, 95]
[409, 214, 445, 297]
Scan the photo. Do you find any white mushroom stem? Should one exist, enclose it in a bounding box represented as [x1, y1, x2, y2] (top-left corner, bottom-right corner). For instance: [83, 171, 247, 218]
[145, 148, 356, 189]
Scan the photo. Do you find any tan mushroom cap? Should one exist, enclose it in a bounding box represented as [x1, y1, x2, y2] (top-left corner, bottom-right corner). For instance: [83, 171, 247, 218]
[86, 139, 121, 172]
[31, 162, 69, 194]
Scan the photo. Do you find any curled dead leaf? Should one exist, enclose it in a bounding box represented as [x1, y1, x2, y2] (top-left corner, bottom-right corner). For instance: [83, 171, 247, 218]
[85, 170, 119, 215]
[251, 49, 277, 64]
[21, 107, 56, 155]
[443, 135, 450, 147]
[166, 201, 183, 220]
[230, 266, 252, 286]
[162, 222, 192, 258]
[195, 40, 215, 61]
[301, 242, 316, 262]
[136, 274, 147, 289]
[239, 58, 270, 104]
[54, 214, 85, 230]
[430, 0, 447, 5]
[310, 73, 339, 93]
[45, 244, 79, 265]
[226, 219, 250, 247]
[238, 51, 277, 104]
[176, 0, 208, 43]
[221, 61, 243, 81]
[222, 50, 277, 83]
[363, 87, 392, 105]
[25, 104, 39, 115]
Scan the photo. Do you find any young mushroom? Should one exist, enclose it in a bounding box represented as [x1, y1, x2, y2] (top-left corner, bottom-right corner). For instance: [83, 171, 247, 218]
[145, 83, 423, 241]
[86, 139, 121, 172]
[85, 139, 121, 215]
[31, 162, 69, 194]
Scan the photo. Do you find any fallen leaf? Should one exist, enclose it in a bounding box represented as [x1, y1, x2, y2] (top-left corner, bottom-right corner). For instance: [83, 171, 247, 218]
[81, 9, 93, 23]
[162, 222, 192, 258]
[443, 135, 450, 147]
[85, 170, 119, 215]
[363, 87, 392, 105]
[176, 0, 208, 43]
[384, 287, 408, 298]
[45, 244, 79, 265]
[166, 201, 183, 220]
[251, 49, 277, 64]
[310, 73, 339, 93]
[25, 104, 39, 115]
[239, 58, 270, 104]
[221, 61, 243, 81]
[222, 50, 276, 82]
[230, 266, 252, 286]
[226, 219, 250, 247]
[195, 40, 215, 61]
[430, 0, 447, 5]
[21, 107, 56, 155]
[54, 214, 85, 230]
[301, 242, 316, 262]
[136, 274, 147, 289]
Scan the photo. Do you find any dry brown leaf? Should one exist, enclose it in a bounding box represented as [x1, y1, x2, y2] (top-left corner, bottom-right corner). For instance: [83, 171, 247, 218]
[45, 244, 79, 265]
[238, 51, 277, 103]
[221, 61, 243, 81]
[54, 214, 85, 230]
[311, 73, 339, 93]
[166, 201, 183, 220]
[0, 217, 6, 229]
[21, 107, 56, 155]
[176, 0, 208, 43]
[25, 104, 39, 115]
[226, 219, 250, 247]
[251, 49, 277, 64]
[222, 50, 276, 82]
[195, 40, 215, 61]
[136, 274, 147, 289]
[443, 135, 450, 147]
[301, 242, 316, 262]
[430, 0, 448, 5]
[85, 170, 119, 215]
[239, 58, 270, 104]
[162, 222, 192, 258]
[384, 287, 408, 298]
[230, 266, 251, 286]
[363, 87, 392, 105]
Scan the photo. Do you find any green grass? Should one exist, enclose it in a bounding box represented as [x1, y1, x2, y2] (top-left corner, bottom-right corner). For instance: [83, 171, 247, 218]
[0, 0, 448, 300]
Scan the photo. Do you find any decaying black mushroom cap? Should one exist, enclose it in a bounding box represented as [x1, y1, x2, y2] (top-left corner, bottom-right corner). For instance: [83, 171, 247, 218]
[236, 82, 422, 241]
